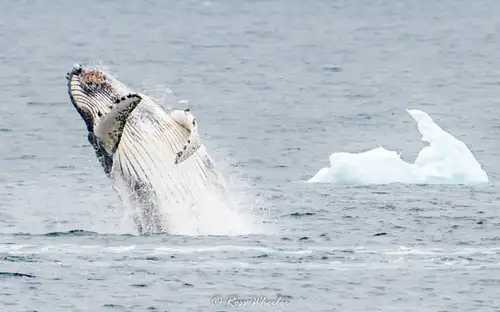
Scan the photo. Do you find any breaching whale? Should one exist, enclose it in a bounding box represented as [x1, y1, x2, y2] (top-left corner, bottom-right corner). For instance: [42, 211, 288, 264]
[66, 64, 230, 235]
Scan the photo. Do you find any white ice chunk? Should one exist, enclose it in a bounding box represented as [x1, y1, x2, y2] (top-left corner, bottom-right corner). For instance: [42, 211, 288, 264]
[307, 109, 488, 185]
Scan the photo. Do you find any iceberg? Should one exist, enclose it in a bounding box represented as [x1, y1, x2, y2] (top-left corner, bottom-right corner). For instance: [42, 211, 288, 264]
[307, 109, 488, 185]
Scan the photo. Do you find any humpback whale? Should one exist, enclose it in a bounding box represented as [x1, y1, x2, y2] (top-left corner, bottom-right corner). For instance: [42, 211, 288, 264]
[66, 64, 230, 235]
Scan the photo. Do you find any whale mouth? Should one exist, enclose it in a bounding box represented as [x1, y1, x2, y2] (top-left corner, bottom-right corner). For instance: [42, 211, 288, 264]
[67, 64, 125, 133]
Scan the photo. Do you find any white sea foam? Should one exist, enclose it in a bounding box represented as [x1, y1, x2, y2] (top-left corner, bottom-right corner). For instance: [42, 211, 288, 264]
[308, 109, 488, 185]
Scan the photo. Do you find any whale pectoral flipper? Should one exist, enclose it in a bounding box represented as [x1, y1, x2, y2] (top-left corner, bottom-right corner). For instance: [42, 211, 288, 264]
[170, 108, 201, 164]
[94, 93, 142, 154]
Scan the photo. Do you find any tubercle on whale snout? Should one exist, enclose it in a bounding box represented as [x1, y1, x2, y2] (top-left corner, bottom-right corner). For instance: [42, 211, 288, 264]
[75, 67, 115, 94]
[66, 63, 82, 79]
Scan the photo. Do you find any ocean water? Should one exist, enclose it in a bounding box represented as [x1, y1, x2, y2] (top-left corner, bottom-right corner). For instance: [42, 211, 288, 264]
[1, 0, 500, 311]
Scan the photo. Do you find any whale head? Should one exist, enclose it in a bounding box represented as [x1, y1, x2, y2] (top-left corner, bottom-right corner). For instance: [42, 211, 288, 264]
[66, 63, 145, 175]
[66, 63, 130, 133]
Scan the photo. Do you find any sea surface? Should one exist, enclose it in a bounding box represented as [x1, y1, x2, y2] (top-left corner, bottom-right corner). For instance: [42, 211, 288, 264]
[1, 0, 500, 311]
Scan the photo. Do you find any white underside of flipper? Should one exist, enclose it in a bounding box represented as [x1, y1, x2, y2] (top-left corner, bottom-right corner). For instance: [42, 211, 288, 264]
[94, 93, 142, 154]
[170, 108, 201, 164]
